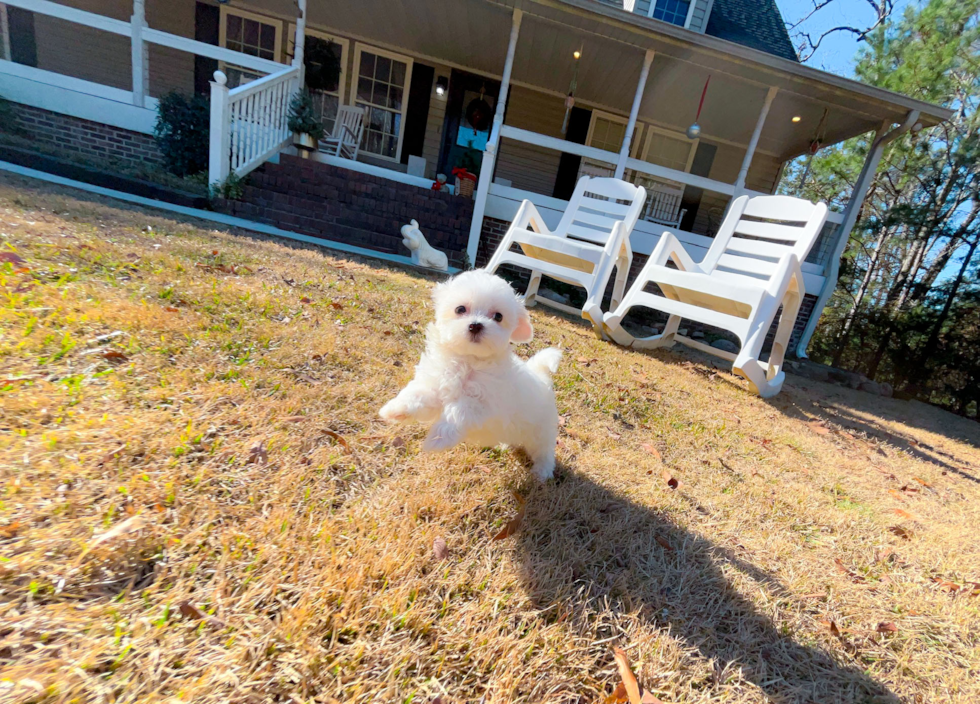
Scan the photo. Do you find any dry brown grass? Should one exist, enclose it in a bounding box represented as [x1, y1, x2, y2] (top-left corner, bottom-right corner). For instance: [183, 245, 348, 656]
[1, 172, 979, 704]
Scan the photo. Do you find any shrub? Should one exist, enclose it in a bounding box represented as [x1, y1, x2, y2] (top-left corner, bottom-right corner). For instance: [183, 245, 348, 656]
[154, 92, 210, 177]
[287, 89, 325, 139]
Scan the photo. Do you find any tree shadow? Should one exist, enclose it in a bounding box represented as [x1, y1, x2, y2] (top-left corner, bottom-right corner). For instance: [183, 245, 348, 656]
[514, 466, 900, 703]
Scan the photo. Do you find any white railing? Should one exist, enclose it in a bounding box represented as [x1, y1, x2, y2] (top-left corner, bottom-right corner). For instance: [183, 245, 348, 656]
[209, 68, 300, 186]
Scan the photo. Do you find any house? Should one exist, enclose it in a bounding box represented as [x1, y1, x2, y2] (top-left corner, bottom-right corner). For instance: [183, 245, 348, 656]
[0, 0, 952, 357]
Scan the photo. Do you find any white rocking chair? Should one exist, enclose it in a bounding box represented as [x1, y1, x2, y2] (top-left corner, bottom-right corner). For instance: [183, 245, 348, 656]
[485, 176, 647, 334]
[603, 194, 828, 397]
[318, 105, 365, 160]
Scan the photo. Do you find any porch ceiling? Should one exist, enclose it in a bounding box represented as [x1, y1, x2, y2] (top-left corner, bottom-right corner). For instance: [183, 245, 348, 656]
[307, 0, 951, 161]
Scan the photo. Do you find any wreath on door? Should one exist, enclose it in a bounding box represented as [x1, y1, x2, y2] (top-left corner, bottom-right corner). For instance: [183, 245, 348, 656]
[465, 96, 492, 133]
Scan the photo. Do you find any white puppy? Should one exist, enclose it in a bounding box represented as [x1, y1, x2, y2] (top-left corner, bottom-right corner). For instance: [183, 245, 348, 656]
[380, 270, 562, 480]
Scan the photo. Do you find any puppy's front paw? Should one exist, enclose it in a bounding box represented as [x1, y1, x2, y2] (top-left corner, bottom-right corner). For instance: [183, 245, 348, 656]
[531, 455, 556, 482]
[422, 421, 461, 453]
[379, 398, 409, 423]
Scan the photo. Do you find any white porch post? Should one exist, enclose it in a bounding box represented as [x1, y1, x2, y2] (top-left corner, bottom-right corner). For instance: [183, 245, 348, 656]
[209, 71, 231, 187]
[732, 86, 778, 196]
[466, 8, 523, 268]
[130, 0, 148, 107]
[614, 49, 655, 179]
[292, 0, 307, 87]
[795, 110, 919, 357]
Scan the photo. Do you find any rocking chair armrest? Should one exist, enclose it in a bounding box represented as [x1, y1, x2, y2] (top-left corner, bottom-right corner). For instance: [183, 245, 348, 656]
[651, 230, 699, 272]
[512, 200, 552, 236]
[766, 252, 806, 299]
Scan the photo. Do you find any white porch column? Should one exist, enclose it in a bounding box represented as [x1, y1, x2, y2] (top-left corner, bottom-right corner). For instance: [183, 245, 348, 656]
[130, 0, 148, 107]
[466, 8, 523, 268]
[209, 71, 231, 187]
[614, 49, 655, 179]
[732, 86, 778, 196]
[292, 0, 307, 87]
[795, 111, 919, 357]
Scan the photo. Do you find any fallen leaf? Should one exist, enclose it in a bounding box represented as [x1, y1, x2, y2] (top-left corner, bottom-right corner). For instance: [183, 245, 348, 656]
[655, 536, 673, 551]
[892, 508, 915, 520]
[330, 302, 343, 310]
[101, 350, 128, 362]
[876, 622, 899, 634]
[912, 476, 933, 488]
[391, 436, 406, 449]
[613, 648, 641, 704]
[558, 414, 569, 427]
[493, 492, 526, 541]
[888, 526, 913, 540]
[641, 444, 662, 461]
[834, 557, 866, 583]
[433, 537, 449, 561]
[247, 442, 268, 465]
[179, 601, 205, 619]
[0, 521, 21, 538]
[86, 513, 149, 551]
[0, 251, 27, 268]
[300, 297, 312, 304]
[608, 431, 622, 440]
[932, 578, 961, 593]
[808, 420, 832, 435]
[283, 416, 307, 423]
[640, 693, 664, 704]
[605, 682, 629, 704]
[164, 306, 179, 313]
[887, 489, 907, 503]
[321, 429, 349, 451]
[661, 468, 679, 490]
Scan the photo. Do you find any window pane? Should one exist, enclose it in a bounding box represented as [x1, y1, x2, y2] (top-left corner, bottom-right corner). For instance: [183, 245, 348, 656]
[243, 18, 258, 47]
[390, 60, 406, 86]
[227, 15, 242, 43]
[260, 24, 276, 52]
[357, 77, 372, 102]
[359, 51, 375, 78]
[375, 56, 391, 82]
[372, 82, 387, 107]
[388, 86, 403, 111]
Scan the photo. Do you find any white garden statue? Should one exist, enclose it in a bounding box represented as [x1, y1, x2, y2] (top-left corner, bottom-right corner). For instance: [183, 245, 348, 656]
[400, 219, 449, 271]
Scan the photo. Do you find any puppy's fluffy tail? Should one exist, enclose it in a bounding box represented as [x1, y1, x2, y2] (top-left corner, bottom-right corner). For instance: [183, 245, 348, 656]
[527, 347, 562, 384]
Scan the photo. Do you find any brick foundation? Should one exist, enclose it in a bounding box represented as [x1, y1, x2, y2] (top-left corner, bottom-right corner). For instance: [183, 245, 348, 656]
[478, 215, 818, 357]
[3, 102, 163, 170]
[219, 155, 474, 269]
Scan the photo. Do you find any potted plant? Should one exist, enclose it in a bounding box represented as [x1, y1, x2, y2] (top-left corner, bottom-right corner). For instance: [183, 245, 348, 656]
[288, 88, 325, 158]
[453, 148, 482, 198]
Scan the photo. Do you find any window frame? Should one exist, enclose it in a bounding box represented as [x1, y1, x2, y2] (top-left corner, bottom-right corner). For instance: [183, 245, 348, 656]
[218, 6, 283, 83]
[647, 0, 695, 29]
[351, 43, 414, 162]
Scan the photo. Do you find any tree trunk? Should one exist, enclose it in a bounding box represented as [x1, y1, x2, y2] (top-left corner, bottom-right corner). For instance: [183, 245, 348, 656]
[833, 225, 891, 366]
[921, 234, 979, 357]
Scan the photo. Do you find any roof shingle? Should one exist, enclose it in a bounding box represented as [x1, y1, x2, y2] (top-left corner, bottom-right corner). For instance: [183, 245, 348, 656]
[704, 0, 799, 62]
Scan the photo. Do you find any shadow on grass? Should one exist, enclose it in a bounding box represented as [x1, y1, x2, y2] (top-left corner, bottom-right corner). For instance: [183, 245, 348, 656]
[514, 466, 900, 704]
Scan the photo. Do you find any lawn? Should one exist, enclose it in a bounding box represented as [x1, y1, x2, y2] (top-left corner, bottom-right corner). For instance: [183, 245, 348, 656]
[1, 172, 978, 704]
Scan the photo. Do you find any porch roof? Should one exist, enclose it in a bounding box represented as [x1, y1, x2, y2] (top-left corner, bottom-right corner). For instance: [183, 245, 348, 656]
[304, 0, 951, 161]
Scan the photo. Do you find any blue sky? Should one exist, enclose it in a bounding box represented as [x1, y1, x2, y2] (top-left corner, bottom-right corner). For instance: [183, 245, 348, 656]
[776, 0, 916, 75]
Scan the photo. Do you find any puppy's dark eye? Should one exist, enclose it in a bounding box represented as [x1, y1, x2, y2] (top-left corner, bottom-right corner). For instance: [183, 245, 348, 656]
[493, 312, 503, 323]
[455, 305, 467, 315]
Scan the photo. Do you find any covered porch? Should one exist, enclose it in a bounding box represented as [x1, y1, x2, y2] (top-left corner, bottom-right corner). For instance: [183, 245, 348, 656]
[0, 0, 950, 356]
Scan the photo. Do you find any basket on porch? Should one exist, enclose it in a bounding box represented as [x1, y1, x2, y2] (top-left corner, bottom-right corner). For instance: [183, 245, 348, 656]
[453, 167, 477, 198]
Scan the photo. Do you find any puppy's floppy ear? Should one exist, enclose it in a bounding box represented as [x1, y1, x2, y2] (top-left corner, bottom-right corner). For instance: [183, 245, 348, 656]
[511, 296, 533, 343]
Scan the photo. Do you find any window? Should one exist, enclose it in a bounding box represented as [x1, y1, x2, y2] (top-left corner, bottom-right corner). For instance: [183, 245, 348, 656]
[288, 26, 348, 137]
[219, 8, 282, 87]
[587, 112, 628, 154]
[352, 45, 413, 160]
[640, 126, 697, 173]
[650, 0, 691, 27]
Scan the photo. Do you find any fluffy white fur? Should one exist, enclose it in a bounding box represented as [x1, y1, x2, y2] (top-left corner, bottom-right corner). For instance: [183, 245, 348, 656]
[379, 270, 562, 480]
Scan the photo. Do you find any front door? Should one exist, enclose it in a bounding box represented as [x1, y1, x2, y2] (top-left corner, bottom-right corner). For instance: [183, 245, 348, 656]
[437, 69, 501, 180]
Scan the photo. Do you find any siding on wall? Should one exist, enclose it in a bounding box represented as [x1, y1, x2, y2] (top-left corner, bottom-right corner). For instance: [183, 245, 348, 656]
[34, 0, 194, 98]
[689, 0, 712, 32]
[494, 85, 566, 195]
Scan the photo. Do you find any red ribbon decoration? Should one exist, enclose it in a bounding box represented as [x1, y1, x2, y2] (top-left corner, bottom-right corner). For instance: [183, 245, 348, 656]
[452, 167, 477, 183]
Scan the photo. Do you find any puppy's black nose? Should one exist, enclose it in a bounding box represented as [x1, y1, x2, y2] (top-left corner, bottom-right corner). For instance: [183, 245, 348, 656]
[468, 322, 484, 334]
